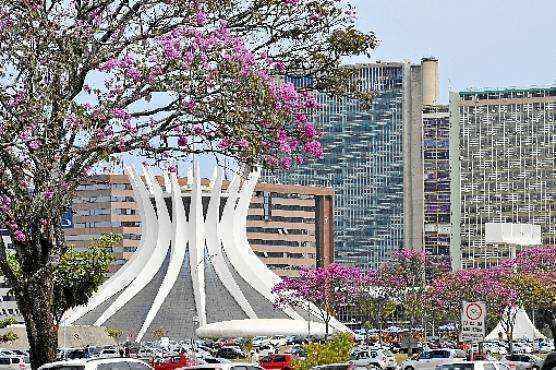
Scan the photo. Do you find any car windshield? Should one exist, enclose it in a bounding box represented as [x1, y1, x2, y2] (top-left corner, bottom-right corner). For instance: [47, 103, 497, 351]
[430, 350, 451, 359]
[437, 364, 474, 370]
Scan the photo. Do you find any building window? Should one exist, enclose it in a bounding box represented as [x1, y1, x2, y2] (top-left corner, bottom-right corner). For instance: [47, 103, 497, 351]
[263, 191, 271, 221]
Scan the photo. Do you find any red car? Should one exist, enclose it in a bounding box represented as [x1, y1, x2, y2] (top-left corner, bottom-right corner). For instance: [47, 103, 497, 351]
[150, 355, 195, 370]
[260, 354, 293, 370]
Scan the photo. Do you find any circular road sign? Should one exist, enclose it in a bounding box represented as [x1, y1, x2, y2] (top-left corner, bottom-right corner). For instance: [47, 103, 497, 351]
[465, 302, 484, 321]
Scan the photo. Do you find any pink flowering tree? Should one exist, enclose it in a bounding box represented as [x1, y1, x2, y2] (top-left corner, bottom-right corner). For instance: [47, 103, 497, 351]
[272, 263, 363, 338]
[351, 269, 398, 343]
[377, 249, 449, 344]
[0, 1, 376, 367]
[430, 247, 556, 351]
[429, 267, 520, 350]
[505, 247, 556, 349]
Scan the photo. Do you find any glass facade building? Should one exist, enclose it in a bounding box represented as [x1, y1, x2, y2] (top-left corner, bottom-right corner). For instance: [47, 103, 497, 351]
[263, 60, 440, 268]
[450, 87, 556, 269]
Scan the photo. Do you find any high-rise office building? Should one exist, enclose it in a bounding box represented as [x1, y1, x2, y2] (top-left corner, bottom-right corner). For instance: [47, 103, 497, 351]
[263, 59, 441, 268]
[450, 87, 556, 269]
[422, 105, 451, 257]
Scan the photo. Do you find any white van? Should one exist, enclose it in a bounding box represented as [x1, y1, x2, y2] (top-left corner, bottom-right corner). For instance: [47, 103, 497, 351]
[38, 358, 152, 370]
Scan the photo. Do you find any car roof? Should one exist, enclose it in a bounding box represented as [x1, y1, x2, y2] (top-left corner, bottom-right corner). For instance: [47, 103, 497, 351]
[39, 357, 145, 369]
[182, 364, 260, 369]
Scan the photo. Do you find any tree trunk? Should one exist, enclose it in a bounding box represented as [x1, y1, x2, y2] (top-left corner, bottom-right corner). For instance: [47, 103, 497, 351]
[16, 270, 58, 370]
[543, 310, 556, 351]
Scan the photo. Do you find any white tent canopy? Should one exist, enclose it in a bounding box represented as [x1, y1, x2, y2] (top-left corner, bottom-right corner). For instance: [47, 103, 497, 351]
[486, 307, 546, 341]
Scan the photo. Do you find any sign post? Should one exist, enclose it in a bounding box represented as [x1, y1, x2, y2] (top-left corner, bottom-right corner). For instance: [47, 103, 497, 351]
[461, 301, 486, 343]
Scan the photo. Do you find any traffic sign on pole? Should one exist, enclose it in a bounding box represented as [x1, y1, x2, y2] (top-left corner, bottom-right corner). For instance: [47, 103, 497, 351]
[461, 301, 486, 342]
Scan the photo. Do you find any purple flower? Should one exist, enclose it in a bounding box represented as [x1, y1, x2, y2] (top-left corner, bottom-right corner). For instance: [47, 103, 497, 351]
[14, 230, 26, 242]
[196, 11, 207, 25]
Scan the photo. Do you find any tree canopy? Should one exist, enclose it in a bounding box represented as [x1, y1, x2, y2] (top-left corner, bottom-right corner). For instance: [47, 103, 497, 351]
[0, 1, 376, 368]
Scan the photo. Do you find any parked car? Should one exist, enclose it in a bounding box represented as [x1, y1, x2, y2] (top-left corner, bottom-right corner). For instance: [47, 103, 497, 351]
[59, 348, 86, 360]
[541, 352, 556, 370]
[287, 346, 306, 359]
[350, 348, 397, 370]
[311, 363, 353, 370]
[256, 345, 276, 358]
[483, 343, 507, 356]
[513, 344, 533, 355]
[253, 337, 271, 348]
[0, 356, 29, 370]
[400, 349, 467, 370]
[269, 338, 287, 348]
[179, 363, 264, 370]
[216, 347, 245, 360]
[259, 354, 293, 370]
[503, 354, 544, 370]
[98, 348, 119, 359]
[436, 361, 511, 370]
[286, 336, 304, 346]
[38, 358, 153, 370]
[150, 355, 194, 370]
[198, 356, 231, 365]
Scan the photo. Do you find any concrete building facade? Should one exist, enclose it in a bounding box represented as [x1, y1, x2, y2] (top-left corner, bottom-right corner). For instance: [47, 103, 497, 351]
[422, 105, 451, 257]
[263, 58, 441, 268]
[449, 87, 556, 269]
[248, 183, 334, 277]
[65, 174, 334, 277]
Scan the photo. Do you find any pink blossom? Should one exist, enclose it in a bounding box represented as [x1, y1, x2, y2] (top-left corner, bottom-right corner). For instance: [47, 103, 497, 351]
[44, 189, 54, 200]
[196, 11, 207, 26]
[14, 230, 26, 242]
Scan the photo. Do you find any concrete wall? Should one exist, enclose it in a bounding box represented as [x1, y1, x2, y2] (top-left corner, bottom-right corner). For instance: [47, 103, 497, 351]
[449, 92, 462, 271]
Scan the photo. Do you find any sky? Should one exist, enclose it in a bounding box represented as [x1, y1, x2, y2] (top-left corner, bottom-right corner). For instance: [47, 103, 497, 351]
[351, 0, 556, 103]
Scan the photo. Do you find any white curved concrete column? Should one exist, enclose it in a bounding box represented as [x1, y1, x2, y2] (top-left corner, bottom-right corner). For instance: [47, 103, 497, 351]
[220, 174, 272, 301]
[189, 160, 207, 326]
[232, 169, 303, 321]
[162, 171, 172, 193]
[235, 169, 281, 286]
[205, 167, 257, 319]
[95, 169, 172, 326]
[219, 170, 300, 320]
[136, 172, 188, 342]
[63, 165, 159, 324]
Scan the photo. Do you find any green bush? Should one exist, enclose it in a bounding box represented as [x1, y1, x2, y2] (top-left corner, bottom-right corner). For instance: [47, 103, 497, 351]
[293, 333, 354, 370]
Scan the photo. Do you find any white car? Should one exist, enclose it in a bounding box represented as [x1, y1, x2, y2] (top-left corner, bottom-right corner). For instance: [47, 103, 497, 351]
[503, 354, 544, 370]
[350, 348, 397, 370]
[513, 344, 533, 355]
[0, 356, 29, 370]
[38, 358, 153, 370]
[97, 348, 119, 359]
[252, 337, 271, 348]
[483, 343, 507, 356]
[436, 361, 511, 370]
[400, 349, 467, 370]
[269, 337, 287, 348]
